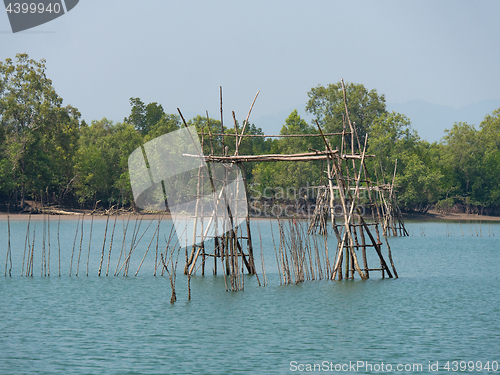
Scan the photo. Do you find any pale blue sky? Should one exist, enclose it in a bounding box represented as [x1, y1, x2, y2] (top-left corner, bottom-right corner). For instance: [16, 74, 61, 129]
[1, 0, 499, 142]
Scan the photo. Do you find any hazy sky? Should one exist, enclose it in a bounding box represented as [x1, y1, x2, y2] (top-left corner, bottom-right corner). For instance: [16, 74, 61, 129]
[1, 0, 499, 140]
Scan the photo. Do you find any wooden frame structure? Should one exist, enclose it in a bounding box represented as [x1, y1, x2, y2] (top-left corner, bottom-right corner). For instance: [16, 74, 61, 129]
[182, 81, 404, 283]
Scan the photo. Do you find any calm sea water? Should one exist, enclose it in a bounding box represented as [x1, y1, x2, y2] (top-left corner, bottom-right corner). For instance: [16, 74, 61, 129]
[1, 216, 499, 374]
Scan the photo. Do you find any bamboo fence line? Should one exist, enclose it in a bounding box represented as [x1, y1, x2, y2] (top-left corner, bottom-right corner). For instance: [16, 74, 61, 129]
[273, 218, 329, 284]
[1, 210, 496, 305]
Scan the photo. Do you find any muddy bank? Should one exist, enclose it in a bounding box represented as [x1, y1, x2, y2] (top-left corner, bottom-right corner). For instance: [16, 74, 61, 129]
[403, 209, 500, 222]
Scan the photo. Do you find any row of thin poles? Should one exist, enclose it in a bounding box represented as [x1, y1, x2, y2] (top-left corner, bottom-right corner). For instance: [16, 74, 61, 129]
[419, 221, 495, 237]
[3, 211, 377, 285]
[1, 210, 194, 303]
[272, 218, 327, 285]
[4, 213, 497, 281]
[3, 213, 181, 278]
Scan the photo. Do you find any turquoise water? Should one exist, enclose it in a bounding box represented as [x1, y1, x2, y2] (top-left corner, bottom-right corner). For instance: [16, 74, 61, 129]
[1, 217, 500, 374]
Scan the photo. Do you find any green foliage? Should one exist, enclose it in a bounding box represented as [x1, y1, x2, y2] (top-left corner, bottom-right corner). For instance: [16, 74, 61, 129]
[478, 109, 500, 207]
[368, 112, 418, 163]
[435, 197, 455, 213]
[144, 113, 181, 141]
[0, 53, 81, 207]
[441, 122, 479, 193]
[1, 60, 499, 215]
[394, 148, 443, 211]
[367, 112, 442, 210]
[74, 119, 142, 207]
[438, 122, 483, 208]
[306, 81, 387, 148]
[125, 98, 165, 135]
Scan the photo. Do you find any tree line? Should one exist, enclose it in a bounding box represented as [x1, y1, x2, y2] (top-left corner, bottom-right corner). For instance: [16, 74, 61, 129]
[1, 54, 499, 214]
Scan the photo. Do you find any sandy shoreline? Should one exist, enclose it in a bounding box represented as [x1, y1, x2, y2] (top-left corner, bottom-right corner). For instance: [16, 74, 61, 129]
[0, 211, 172, 221]
[403, 209, 500, 222]
[1, 210, 499, 222]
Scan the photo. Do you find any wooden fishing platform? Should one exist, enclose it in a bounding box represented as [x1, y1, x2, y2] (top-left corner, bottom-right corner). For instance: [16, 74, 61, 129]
[182, 80, 406, 285]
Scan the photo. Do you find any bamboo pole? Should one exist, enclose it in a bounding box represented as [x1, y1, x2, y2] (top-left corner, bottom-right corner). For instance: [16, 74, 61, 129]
[232, 111, 239, 155]
[135, 217, 161, 276]
[22, 214, 31, 276]
[120, 216, 151, 276]
[41, 214, 46, 277]
[383, 231, 398, 278]
[351, 225, 362, 279]
[236, 90, 260, 151]
[311, 233, 323, 280]
[220, 233, 228, 291]
[184, 165, 203, 274]
[326, 154, 336, 235]
[5, 211, 12, 277]
[257, 224, 267, 286]
[183, 151, 379, 164]
[98, 214, 110, 276]
[122, 216, 140, 276]
[86, 214, 94, 277]
[341, 114, 346, 156]
[270, 220, 282, 285]
[125, 217, 153, 275]
[114, 215, 131, 276]
[47, 214, 50, 277]
[240, 163, 256, 274]
[358, 216, 393, 278]
[197, 132, 348, 138]
[24, 226, 30, 277]
[220, 86, 224, 151]
[341, 78, 361, 152]
[200, 162, 205, 277]
[205, 114, 214, 156]
[69, 214, 80, 276]
[29, 224, 36, 277]
[76, 214, 85, 276]
[106, 215, 118, 276]
[161, 242, 180, 303]
[157, 222, 177, 276]
[358, 216, 368, 278]
[57, 215, 61, 277]
[305, 229, 315, 280]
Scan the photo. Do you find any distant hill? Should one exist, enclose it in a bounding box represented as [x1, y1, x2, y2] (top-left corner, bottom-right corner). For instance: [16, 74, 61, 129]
[387, 99, 500, 143]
